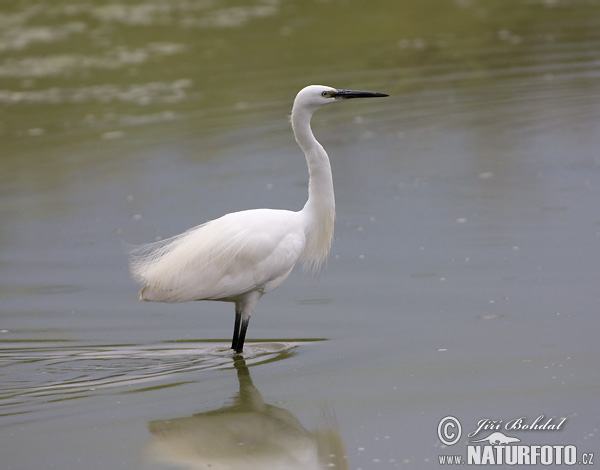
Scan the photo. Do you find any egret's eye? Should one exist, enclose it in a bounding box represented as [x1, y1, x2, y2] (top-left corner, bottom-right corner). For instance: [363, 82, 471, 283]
[321, 91, 328, 97]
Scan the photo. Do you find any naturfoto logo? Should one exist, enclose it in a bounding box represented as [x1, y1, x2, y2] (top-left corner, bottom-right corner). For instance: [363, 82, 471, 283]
[437, 415, 594, 466]
[469, 431, 520, 445]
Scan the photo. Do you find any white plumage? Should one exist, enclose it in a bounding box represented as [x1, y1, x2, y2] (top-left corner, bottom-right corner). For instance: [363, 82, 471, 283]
[130, 209, 305, 303]
[129, 85, 388, 352]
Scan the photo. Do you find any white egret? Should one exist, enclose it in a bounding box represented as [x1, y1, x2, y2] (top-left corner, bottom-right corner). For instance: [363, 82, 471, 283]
[129, 85, 388, 352]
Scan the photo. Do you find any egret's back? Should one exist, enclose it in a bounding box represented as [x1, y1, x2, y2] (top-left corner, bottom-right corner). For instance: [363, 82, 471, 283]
[129, 209, 306, 303]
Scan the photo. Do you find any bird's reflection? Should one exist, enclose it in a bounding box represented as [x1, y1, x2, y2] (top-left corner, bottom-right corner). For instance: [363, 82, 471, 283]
[145, 356, 347, 469]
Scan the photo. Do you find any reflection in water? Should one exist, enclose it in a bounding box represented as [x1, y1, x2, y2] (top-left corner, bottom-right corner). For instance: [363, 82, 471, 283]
[145, 357, 346, 470]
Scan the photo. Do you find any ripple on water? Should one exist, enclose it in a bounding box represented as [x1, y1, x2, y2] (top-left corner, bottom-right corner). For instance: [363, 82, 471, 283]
[0, 341, 302, 418]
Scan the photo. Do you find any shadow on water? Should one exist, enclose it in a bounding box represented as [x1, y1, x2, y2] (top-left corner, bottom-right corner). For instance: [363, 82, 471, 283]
[0, 340, 321, 419]
[145, 356, 346, 470]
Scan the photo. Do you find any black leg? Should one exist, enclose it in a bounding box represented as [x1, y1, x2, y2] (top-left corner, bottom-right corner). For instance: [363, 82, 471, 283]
[232, 310, 241, 351]
[234, 317, 250, 353]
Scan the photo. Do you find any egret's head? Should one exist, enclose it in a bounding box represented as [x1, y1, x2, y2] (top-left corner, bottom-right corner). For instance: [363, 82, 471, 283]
[294, 85, 388, 112]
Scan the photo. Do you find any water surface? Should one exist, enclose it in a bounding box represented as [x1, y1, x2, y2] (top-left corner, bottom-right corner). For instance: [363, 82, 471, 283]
[1, 0, 599, 468]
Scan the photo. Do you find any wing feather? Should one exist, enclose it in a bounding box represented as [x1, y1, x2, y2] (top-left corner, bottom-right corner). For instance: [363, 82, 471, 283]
[129, 210, 305, 302]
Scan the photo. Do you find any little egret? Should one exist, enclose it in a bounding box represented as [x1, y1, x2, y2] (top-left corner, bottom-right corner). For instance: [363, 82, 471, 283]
[129, 85, 388, 352]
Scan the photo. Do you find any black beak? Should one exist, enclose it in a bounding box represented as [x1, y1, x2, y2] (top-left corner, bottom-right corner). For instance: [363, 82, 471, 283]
[331, 89, 389, 99]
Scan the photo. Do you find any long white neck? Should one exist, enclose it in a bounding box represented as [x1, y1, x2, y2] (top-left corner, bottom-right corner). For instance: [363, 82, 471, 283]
[292, 105, 335, 273]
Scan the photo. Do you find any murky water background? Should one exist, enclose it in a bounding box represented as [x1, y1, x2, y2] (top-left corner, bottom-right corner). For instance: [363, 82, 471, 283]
[2, 0, 599, 468]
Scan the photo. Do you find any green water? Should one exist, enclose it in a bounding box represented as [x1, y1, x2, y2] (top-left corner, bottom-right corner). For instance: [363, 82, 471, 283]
[2, 1, 600, 468]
